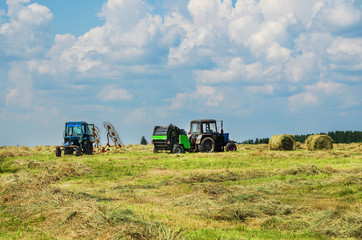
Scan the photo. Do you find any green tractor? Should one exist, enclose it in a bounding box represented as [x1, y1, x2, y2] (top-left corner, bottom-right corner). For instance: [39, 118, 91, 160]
[152, 119, 237, 153]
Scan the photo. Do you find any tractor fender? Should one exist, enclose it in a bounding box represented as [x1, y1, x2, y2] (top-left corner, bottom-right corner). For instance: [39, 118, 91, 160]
[195, 135, 203, 145]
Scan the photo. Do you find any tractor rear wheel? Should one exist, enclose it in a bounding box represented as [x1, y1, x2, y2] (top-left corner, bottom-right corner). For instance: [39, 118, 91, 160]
[55, 147, 61, 157]
[200, 137, 215, 152]
[225, 142, 237, 151]
[172, 145, 184, 154]
[84, 141, 93, 155]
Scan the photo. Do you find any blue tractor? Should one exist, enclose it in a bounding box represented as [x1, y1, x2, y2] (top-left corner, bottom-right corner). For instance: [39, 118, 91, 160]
[55, 122, 95, 157]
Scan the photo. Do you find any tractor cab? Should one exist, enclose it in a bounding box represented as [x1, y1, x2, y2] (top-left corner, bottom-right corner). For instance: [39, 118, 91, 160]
[190, 119, 219, 135]
[55, 121, 95, 157]
[64, 122, 95, 146]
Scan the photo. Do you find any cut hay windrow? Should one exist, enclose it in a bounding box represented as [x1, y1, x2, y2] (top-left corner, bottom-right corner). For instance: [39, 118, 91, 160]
[269, 135, 296, 151]
[306, 134, 333, 150]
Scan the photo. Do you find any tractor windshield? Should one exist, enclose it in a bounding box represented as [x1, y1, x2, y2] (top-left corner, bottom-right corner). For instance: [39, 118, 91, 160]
[190, 122, 200, 134]
[202, 122, 217, 134]
[67, 126, 82, 136]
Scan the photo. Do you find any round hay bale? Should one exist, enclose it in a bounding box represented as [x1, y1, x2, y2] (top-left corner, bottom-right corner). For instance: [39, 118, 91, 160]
[269, 135, 296, 151]
[305, 134, 333, 150]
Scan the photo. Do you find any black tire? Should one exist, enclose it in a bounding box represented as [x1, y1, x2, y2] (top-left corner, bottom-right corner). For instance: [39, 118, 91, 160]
[200, 137, 215, 153]
[75, 146, 82, 156]
[225, 142, 237, 152]
[172, 145, 184, 154]
[84, 141, 93, 155]
[64, 148, 73, 155]
[153, 147, 158, 154]
[55, 147, 61, 157]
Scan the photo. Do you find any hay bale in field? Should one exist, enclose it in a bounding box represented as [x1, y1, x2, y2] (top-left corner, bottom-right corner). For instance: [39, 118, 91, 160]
[306, 134, 333, 150]
[269, 135, 296, 151]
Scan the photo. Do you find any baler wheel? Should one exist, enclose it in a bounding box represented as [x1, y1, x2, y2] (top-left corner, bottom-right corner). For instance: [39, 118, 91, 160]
[172, 145, 184, 154]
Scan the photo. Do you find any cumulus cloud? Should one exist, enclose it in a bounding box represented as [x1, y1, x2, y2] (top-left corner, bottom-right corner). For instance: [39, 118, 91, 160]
[171, 85, 225, 110]
[327, 37, 362, 70]
[288, 80, 357, 111]
[5, 63, 32, 107]
[0, 0, 53, 57]
[194, 57, 264, 84]
[97, 85, 133, 101]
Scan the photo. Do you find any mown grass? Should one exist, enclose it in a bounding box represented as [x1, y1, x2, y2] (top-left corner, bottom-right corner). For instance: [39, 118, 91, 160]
[0, 143, 361, 239]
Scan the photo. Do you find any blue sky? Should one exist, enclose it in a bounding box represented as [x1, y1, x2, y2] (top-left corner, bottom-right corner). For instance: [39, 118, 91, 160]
[0, 0, 361, 146]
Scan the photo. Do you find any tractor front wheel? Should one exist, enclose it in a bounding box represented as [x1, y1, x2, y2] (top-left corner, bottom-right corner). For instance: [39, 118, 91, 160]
[75, 146, 82, 156]
[200, 137, 215, 153]
[55, 147, 61, 157]
[225, 142, 237, 152]
[153, 147, 159, 154]
[172, 145, 184, 154]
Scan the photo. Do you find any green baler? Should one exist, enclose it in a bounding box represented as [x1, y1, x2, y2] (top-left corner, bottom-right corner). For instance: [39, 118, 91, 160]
[152, 124, 190, 153]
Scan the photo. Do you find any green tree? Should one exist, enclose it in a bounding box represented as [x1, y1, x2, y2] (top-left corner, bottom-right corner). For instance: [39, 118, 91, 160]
[140, 136, 148, 145]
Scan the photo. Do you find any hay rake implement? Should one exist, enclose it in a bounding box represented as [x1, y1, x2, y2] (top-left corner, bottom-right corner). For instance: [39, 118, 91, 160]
[104, 121, 123, 148]
[92, 126, 101, 149]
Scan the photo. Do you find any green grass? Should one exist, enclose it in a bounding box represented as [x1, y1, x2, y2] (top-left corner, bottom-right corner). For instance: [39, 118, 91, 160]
[0, 143, 361, 239]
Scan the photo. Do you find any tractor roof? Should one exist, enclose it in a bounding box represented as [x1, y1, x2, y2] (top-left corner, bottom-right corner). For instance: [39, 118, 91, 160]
[66, 121, 88, 126]
[191, 119, 216, 124]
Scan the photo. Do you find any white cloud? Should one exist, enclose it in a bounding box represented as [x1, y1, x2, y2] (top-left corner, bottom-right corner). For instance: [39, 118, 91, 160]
[289, 91, 319, 111]
[259, 0, 316, 23]
[284, 52, 319, 82]
[305, 80, 344, 95]
[195, 57, 264, 84]
[0, 0, 53, 57]
[327, 37, 362, 70]
[171, 85, 225, 110]
[248, 84, 278, 95]
[5, 63, 32, 109]
[323, 1, 361, 28]
[310, 0, 362, 31]
[228, 0, 262, 45]
[288, 80, 358, 111]
[123, 108, 147, 124]
[97, 85, 133, 101]
[266, 42, 291, 62]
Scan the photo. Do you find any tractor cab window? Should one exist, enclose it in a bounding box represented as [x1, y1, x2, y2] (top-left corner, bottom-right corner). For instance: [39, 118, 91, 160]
[190, 122, 200, 134]
[202, 122, 217, 134]
[83, 125, 92, 135]
[67, 126, 82, 136]
[85, 124, 93, 135]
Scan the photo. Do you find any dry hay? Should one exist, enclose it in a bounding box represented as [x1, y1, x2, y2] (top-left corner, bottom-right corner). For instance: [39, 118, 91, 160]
[0, 159, 182, 240]
[269, 135, 296, 151]
[0, 145, 55, 158]
[306, 134, 333, 151]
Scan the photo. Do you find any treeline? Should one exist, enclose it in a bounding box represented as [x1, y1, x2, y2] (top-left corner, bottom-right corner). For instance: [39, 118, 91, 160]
[241, 131, 362, 144]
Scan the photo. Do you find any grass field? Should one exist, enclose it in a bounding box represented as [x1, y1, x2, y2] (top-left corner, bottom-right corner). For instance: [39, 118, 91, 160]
[0, 144, 361, 239]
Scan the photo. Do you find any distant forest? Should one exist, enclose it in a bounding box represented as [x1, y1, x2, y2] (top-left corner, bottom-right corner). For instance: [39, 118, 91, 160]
[240, 131, 362, 144]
